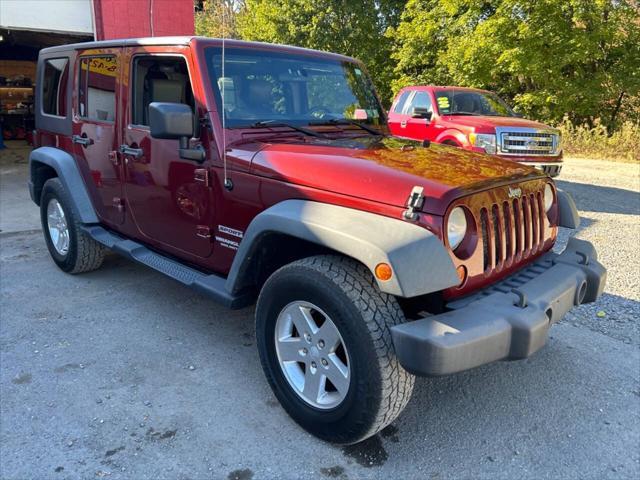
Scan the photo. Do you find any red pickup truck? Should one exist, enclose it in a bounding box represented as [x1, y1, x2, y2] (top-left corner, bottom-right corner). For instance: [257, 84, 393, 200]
[388, 86, 563, 177]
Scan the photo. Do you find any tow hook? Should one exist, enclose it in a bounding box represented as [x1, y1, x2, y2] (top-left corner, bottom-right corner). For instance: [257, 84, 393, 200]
[511, 288, 528, 308]
[403, 186, 425, 221]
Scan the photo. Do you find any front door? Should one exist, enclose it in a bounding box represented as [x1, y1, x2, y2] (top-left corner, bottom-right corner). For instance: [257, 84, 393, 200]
[72, 52, 124, 226]
[404, 90, 437, 141]
[121, 49, 214, 258]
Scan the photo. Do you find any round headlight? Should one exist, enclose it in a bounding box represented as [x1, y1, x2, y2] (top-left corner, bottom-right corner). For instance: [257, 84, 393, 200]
[544, 183, 554, 212]
[447, 207, 468, 251]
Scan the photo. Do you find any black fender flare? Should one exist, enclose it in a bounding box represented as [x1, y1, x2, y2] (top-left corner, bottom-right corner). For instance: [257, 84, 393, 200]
[29, 147, 98, 224]
[225, 200, 459, 298]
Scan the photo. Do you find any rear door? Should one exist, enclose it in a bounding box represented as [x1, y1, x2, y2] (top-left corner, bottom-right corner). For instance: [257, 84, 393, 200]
[120, 47, 214, 258]
[72, 51, 124, 226]
[387, 90, 412, 137]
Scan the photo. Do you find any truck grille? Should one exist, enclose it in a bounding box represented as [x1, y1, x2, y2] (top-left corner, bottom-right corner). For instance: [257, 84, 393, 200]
[479, 191, 546, 272]
[496, 127, 559, 156]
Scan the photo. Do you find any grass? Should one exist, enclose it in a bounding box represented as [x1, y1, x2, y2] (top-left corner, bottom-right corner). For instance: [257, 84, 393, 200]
[557, 120, 640, 163]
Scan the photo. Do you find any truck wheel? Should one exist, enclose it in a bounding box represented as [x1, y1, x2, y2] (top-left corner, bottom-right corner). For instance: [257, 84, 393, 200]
[256, 255, 414, 444]
[40, 178, 105, 274]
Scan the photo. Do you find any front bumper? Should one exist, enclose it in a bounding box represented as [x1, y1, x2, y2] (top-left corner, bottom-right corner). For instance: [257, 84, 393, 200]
[391, 237, 606, 376]
[517, 161, 563, 177]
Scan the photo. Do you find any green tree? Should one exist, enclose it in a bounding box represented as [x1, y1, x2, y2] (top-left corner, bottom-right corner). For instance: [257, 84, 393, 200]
[235, 0, 407, 105]
[195, 1, 245, 39]
[390, 0, 640, 128]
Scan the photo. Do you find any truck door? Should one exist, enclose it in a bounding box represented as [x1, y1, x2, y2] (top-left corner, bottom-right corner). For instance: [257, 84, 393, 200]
[120, 49, 214, 258]
[387, 90, 412, 137]
[72, 51, 124, 226]
[404, 91, 437, 141]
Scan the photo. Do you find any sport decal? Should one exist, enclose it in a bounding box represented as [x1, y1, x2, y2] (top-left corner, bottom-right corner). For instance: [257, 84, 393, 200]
[218, 225, 244, 239]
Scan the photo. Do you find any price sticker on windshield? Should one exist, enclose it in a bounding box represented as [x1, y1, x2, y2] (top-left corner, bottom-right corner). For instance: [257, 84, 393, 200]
[437, 96, 450, 112]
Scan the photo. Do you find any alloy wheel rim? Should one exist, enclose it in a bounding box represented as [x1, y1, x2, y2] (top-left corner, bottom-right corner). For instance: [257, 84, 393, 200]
[274, 301, 351, 410]
[47, 198, 70, 255]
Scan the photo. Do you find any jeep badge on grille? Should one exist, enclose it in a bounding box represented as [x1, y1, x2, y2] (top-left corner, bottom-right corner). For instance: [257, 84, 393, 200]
[508, 187, 523, 198]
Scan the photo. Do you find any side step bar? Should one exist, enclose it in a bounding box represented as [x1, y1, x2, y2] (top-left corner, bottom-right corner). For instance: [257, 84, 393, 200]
[82, 226, 253, 309]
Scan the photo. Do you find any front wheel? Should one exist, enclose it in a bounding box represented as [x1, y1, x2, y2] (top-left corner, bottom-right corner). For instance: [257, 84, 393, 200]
[256, 255, 414, 444]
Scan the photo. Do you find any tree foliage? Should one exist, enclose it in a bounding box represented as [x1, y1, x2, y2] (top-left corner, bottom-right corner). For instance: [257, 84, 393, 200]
[195, 0, 245, 39]
[234, 0, 406, 104]
[390, 0, 640, 128]
[195, 0, 640, 129]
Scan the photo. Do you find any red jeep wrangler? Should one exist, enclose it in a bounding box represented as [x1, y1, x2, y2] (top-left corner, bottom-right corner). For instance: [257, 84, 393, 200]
[388, 86, 564, 177]
[30, 37, 605, 444]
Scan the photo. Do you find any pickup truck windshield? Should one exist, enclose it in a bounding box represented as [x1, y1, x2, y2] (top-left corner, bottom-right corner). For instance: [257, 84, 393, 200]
[205, 47, 385, 128]
[435, 89, 515, 117]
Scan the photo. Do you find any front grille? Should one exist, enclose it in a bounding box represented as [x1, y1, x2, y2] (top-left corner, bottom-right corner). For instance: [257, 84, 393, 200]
[443, 179, 557, 299]
[496, 127, 559, 156]
[479, 191, 546, 273]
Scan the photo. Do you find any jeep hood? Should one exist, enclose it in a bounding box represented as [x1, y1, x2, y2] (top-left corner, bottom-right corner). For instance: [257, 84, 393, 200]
[248, 136, 545, 215]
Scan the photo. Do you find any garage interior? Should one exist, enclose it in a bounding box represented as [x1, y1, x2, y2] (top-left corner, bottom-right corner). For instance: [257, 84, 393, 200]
[0, 29, 91, 149]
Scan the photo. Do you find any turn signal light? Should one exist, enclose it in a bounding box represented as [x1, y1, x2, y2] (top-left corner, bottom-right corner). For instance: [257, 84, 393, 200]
[375, 263, 393, 281]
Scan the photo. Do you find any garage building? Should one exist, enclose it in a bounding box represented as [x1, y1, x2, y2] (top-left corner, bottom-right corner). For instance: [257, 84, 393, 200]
[0, 0, 194, 147]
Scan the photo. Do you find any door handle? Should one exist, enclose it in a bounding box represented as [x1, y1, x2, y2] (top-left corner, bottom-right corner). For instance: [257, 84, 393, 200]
[72, 134, 93, 146]
[119, 145, 143, 158]
[400, 120, 407, 128]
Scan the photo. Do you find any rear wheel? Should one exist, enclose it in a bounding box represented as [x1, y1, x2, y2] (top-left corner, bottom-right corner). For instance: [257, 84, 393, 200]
[256, 255, 414, 444]
[40, 178, 105, 273]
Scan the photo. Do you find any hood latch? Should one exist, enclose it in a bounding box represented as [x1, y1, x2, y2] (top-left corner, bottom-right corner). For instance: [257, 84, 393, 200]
[403, 186, 425, 221]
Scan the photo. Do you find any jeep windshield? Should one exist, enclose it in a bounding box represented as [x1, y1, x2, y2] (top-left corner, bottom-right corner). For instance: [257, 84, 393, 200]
[435, 89, 516, 117]
[204, 47, 386, 130]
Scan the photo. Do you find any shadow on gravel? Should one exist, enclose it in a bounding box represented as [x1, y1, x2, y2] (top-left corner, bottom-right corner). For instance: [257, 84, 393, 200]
[402, 338, 600, 448]
[556, 179, 640, 215]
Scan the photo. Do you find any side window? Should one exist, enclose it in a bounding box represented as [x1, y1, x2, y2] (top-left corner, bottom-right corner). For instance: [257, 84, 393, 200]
[78, 56, 117, 122]
[42, 58, 69, 117]
[392, 91, 411, 114]
[409, 91, 432, 113]
[131, 56, 195, 126]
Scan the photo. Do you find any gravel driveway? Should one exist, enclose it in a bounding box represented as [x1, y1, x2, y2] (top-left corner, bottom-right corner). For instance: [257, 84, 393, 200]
[1, 148, 639, 480]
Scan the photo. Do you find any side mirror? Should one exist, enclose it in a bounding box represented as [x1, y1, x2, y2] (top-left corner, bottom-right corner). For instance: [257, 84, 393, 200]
[149, 102, 193, 139]
[411, 107, 433, 121]
[149, 102, 205, 162]
[353, 108, 368, 121]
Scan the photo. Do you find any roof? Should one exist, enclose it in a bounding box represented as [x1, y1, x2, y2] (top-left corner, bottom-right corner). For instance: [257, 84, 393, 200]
[39, 36, 357, 63]
[402, 85, 491, 94]
[40, 36, 194, 53]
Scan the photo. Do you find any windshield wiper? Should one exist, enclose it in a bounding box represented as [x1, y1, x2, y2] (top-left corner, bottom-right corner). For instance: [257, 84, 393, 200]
[447, 112, 481, 116]
[309, 118, 382, 136]
[250, 120, 321, 137]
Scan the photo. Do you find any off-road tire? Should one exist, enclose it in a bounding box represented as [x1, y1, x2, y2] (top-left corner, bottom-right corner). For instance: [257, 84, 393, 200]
[256, 255, 415, 444]
[40, 178, 105, 273]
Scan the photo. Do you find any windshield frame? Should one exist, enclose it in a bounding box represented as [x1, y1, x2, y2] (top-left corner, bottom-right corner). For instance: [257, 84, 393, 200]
[203, 46, 387, 130]
[434, 89, 516, 117]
